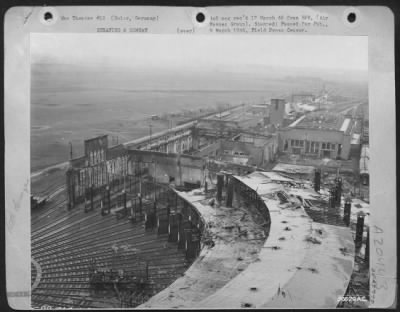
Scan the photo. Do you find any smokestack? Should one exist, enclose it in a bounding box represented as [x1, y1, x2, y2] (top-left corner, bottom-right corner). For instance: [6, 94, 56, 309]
[270, 99, 285, 127]
[69, 142, 73, 160]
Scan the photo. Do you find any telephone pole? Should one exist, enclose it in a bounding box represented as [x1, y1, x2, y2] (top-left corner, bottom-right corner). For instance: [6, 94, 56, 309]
[69, 142, 73, 160]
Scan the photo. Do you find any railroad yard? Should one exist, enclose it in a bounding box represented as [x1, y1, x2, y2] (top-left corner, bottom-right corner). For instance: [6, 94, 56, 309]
[30, 74, 370, 308]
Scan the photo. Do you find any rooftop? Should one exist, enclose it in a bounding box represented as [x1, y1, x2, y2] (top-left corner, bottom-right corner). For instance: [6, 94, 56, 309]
[288, 112, 351, 133]
[141, 171, 356, 308]
[123, 121, 197, 147]
[272, 163, 315, 176]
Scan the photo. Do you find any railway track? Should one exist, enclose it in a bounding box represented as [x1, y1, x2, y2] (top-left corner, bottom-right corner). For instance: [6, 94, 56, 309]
[32, 186, 168, 246]
[31, 182, 189, 308]
[32, 179, 164, 234]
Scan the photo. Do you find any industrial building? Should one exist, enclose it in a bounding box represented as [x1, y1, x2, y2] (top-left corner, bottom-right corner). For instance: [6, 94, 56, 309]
[194, 131, 278, 168]
[278, 112, 355, 160]
[291, 92, 316, 104]
[31, 95, 369, 309]
[220, 132, 278, 166]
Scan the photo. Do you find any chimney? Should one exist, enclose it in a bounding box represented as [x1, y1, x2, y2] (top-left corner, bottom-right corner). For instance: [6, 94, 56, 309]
[270, 99, 286, 127]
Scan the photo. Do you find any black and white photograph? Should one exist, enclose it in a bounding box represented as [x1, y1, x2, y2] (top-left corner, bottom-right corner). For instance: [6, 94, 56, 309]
[4, 6, 396, 310]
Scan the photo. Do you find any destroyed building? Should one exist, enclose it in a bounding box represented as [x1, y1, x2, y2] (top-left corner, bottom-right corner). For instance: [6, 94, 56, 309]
[32, 96, 369, 309]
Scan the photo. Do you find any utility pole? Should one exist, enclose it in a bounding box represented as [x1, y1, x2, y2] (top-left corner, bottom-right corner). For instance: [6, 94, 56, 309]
[139, 160, 142, 195]
[69, 142, 73, 160]
[153, 159, 157, 202]
[219, 107, 222, 139]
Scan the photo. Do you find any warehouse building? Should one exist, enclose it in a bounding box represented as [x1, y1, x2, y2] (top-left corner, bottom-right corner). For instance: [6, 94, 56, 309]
[278, 112, 355, 160]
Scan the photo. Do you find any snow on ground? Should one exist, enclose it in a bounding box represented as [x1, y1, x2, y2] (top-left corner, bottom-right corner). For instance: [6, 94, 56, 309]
[257, 171, 295, 183]
[196, 175, 355, 308]
[235, 173, 285, 197]
[341, 197, 370, 226]
[261, 222, 354, 308]
[175, 190, 216, 224]
[142, 171, 355, 308]
[197, 200, 313, 308]
[272, 163, 315, 175]
[140, 189, 266, 309]
[288, 187, 326, 201]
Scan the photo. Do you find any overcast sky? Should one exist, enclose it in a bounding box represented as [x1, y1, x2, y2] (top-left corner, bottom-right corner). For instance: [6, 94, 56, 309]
[31, 33, 368, 73]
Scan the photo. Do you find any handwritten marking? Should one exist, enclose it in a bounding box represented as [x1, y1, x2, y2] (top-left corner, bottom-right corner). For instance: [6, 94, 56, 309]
[370, 225, 387, 304]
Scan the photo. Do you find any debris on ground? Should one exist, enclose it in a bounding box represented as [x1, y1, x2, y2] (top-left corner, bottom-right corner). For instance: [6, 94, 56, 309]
[308, 267, 319, 274]
[315, 228, 323, 235]
[305, 236, 321, 244]
[339, 247, 348, 256]
[239, 230, 248, 237]
[202, 238, 215, 248]
[263, 246, 281, 250]
[241, 302, 253, 308]
[339, 255, 369, 308]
